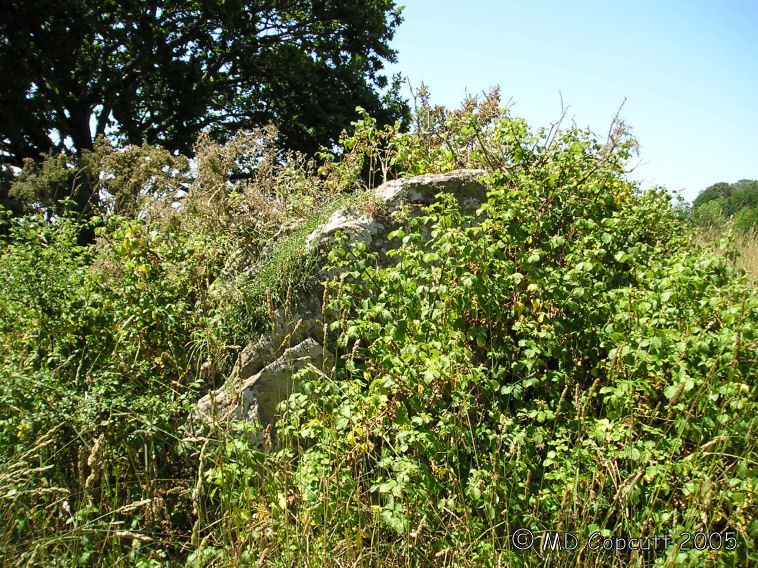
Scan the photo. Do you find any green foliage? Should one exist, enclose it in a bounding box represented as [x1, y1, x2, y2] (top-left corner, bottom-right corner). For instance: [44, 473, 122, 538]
[251, 100, 756, 566]
[0, 0, 409, 216]
[693, 180, 758, 216]
[692, 179, 758, 233]
[1, 89, 757, 567]
[693, 182, 732, 211]
[0, 211, 221, 564]
[691, 200, 727, 230]
[690, 179, 758, 282]
[0, 119, 369, 565]
[10, 138, 192, 220]
[734, 206, 758, 233]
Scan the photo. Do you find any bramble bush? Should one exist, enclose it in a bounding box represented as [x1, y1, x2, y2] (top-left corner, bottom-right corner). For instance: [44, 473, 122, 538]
[221, 91, 757, 567]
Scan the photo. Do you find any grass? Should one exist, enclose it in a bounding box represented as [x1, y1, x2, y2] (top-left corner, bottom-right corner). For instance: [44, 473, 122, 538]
[214, 187, 375, 346]
[693, 224, 758, 283]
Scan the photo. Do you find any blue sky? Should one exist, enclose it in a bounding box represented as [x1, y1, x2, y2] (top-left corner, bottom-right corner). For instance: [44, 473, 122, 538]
[385, 0, 757, 202]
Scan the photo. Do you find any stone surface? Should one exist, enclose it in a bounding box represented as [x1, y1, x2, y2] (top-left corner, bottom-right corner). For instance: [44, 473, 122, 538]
[195, 338, 331, 445]
[194, 170, 489, 444]
[374, 169, 488, 214]
[305, 169, 487, 256]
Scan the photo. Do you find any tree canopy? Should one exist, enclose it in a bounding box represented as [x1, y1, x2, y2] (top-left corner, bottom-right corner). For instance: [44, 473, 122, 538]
[692, 179, 758, 231]
[693, 179, 758, 215]
[0, 0, 408, 187]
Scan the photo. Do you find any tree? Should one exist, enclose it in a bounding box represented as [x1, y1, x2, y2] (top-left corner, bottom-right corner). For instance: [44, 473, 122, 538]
[0, 0, 409, 213]
[691, 179, 758, 233]
[693, 180, 758, 216]
[692, 181, 731, 211]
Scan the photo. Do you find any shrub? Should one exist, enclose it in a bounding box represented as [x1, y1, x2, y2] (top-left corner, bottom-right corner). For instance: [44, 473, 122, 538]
[233, 98, 758, 567]
[1, 89, 756, 567]
[0, 124, 343, 565]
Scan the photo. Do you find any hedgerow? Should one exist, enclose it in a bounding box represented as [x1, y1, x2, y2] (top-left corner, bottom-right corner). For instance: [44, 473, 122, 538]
[251, 97, 757, 567]
[0, 89, 755, 567]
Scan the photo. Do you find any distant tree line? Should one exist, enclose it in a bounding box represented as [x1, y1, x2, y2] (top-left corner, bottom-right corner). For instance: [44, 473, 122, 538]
[691, 179, 758, 232]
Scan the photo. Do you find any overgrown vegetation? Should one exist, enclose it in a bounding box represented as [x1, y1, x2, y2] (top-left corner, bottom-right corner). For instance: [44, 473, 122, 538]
[0, 122, 372, 566]
[1, 89, 756, 567]
[691, 179, 758, 233]
[686, 179, 758, 283]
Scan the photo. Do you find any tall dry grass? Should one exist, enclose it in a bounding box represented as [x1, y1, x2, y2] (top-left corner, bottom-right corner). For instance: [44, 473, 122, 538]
[693, 225, 758, 284]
